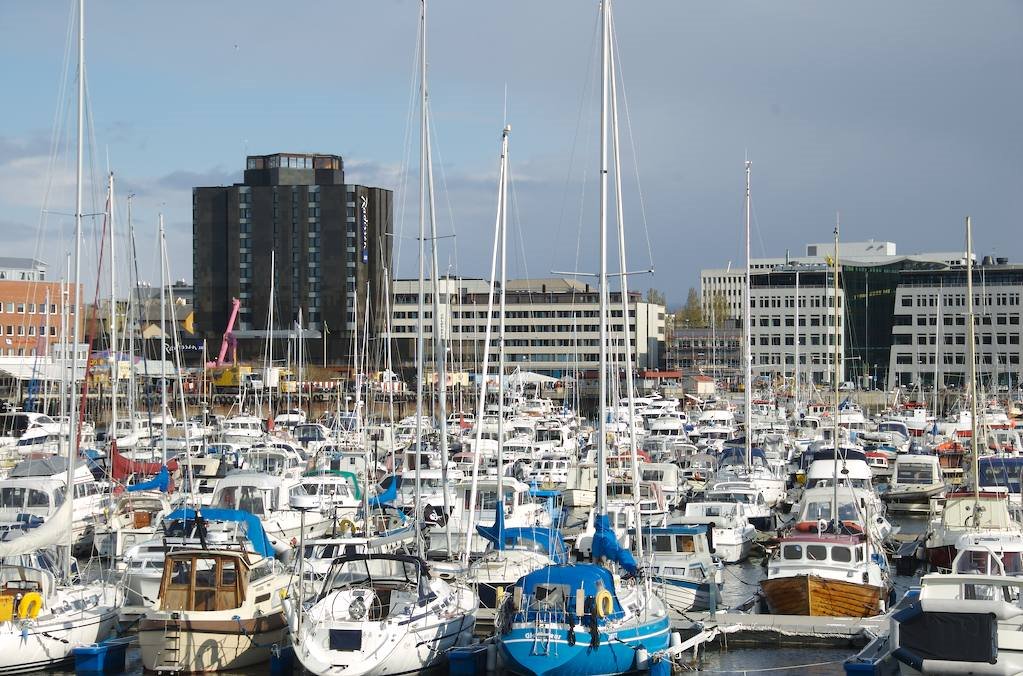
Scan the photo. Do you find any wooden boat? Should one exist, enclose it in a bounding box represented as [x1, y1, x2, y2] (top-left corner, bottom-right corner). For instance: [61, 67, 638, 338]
[759, 532, 889, 618]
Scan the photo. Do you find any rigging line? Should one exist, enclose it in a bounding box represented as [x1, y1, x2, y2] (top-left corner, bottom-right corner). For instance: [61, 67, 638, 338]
[394, 20, 423, 285]
[608, 10, 654, 273]
[548, 4, 602, 288]
[34, 0, 77, 264]
[424, 99, 459, 277]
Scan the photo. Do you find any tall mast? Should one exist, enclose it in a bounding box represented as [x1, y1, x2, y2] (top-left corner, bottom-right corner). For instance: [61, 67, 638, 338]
[743, 160, 752, 468]
[495, 124, 509, 555]
[413, 0, 428, 558]
[608, 19, 642, 558]
[832, 217, 841, 525]
[596, 0, 611, 517]
[462, 125, 508, 566]
[159, 215, 169, 464]
[67, 0, 85, 581]
[425, 103, 452, 556]
[967, 217, 979, 503]
[108, 172, 118, 447]
[794, 266, 800, 413]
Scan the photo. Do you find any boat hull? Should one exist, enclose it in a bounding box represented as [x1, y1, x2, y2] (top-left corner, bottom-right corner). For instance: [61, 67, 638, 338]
[759, 575, 882, 617]
[0, 604, 119, 674]
[499, 616, 671, 676]
[138, 614, 288, 673]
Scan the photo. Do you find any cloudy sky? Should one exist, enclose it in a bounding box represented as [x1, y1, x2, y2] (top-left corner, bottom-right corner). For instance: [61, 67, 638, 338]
[1, 1, 1020, 305]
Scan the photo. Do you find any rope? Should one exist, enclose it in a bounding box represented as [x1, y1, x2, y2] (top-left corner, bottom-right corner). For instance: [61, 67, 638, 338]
[696, 658, 844, 673]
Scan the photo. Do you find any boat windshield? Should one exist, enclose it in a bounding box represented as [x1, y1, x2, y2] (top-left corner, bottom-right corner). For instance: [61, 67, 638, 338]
[215, 486, 271, 515]
[0, 487, 51, 510]
[897, 465, 936, 484]
[323, 557, 421, 594]
[800, 499, 860, 522]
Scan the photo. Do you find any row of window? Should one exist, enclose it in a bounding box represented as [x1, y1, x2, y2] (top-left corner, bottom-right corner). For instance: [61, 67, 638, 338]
[895, 353, 1021, 366]
[0, 303, 62, 315]
[901, 292, 1022, 308]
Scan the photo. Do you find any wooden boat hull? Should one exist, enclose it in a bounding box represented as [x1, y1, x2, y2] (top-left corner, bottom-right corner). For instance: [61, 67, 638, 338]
[759, 574, 883, 617]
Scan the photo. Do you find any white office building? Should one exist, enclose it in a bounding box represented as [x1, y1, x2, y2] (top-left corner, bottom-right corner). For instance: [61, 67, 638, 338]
[701, 240, 969, 320]
[887, 264, 1023, 390]
[384, 277, 666, 378]
[748, 266, 847, 385]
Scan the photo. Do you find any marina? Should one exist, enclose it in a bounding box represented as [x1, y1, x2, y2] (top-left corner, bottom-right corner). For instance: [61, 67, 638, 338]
[0, 1, 1020, 675]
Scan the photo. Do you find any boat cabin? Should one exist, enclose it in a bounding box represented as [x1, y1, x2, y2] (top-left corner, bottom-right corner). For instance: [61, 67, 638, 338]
[158, 550, 277, 613]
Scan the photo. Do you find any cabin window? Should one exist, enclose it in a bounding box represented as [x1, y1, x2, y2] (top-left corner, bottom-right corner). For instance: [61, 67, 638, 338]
[676, 536, 696, 553]
[831, 546, 852, 562]
[217, 486, 266, 515]
[654, 536, 673, 553]
[782, 545, 803, 560]
[806, 545, 828, 561]
[897, 465, 933, 484]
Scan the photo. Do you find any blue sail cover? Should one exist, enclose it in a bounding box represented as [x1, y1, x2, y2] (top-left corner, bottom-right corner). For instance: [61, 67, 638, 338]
[476, 506, 506, 550]
[367, 474, 401, 508]
[127, 466, 170, 493]
[164, 508, 274, 558]
[590, 512, 638, 576]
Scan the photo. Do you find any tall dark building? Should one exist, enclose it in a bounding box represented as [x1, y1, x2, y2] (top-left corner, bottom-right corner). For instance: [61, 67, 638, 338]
[193, 152, 393, 362]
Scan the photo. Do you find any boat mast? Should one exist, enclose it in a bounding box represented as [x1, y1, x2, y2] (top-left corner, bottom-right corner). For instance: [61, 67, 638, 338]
[743, 159, 752, 469]
[608, 17, 642, 559]
[413, 0, 428, 558]
[67, 0, 85, 581]
[794, 265, 800, 414]
[108, 172, 118, 453]
[832, 217, 841, 527]
[596, 0, 611, 519]
[967, 217, 979, 503]
[462, 125, 508, 567]
[425, 98, 452, 556]
[159, 215, 169, 465]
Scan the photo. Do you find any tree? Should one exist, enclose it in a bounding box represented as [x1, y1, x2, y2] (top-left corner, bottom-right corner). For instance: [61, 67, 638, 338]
[710, 291, 730, 328]
[678, 287, 703, 326]
[646, 288, 666, 307]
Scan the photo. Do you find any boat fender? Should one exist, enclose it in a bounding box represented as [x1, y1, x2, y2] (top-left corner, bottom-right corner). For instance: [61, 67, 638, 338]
[17, 592, 42, 620]
[567, 615, 576, 646]
[594, 589, 614, 619]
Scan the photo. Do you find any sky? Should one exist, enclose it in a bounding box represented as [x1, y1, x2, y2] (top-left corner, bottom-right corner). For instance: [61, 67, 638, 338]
[0, 1, 1020, 307]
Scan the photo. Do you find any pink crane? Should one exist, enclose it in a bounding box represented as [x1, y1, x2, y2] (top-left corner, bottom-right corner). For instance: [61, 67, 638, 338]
[206, 297, 241, 367]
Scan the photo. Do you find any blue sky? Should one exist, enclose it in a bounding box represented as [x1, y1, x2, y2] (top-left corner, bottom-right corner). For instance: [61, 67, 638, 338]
[1, 1, 1020, 305]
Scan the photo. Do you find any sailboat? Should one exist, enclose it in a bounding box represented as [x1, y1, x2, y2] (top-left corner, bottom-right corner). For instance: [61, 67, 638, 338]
[0, 1, 121, 670]
[496, 2, 671, 673]
[286, 4, 478, 674]
[711, 162, 786, 508]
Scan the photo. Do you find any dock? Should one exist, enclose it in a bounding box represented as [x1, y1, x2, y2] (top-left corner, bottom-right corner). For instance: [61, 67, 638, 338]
[674, 611, 884, 647]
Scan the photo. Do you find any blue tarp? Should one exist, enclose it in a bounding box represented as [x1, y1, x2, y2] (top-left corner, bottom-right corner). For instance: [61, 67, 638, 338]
[368, 474, 400, 508]
[590, 512, 638, 576]
[516, 563, 623, 615]
[127, 466, 170, 493]
[164, 508, 274, 558]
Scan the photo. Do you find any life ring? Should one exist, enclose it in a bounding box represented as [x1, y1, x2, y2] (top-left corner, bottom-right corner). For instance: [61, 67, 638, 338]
[594, 590, 614, 618]
[338, 519, 357, 535]
[794, 521, 817, 532]
[18, 592, 43, 620]
[841, 520, 864, 534]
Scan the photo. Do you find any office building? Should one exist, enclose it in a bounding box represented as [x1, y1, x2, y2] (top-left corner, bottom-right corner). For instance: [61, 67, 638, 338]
[384, 277, 665, 379]
[193, 153, 393, 361]
[700, 240, 968, 320]
[887, 261, 1023, 390]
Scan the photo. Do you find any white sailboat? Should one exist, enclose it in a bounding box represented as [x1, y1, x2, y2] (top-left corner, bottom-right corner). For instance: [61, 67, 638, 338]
[0, 3, 120, 670]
